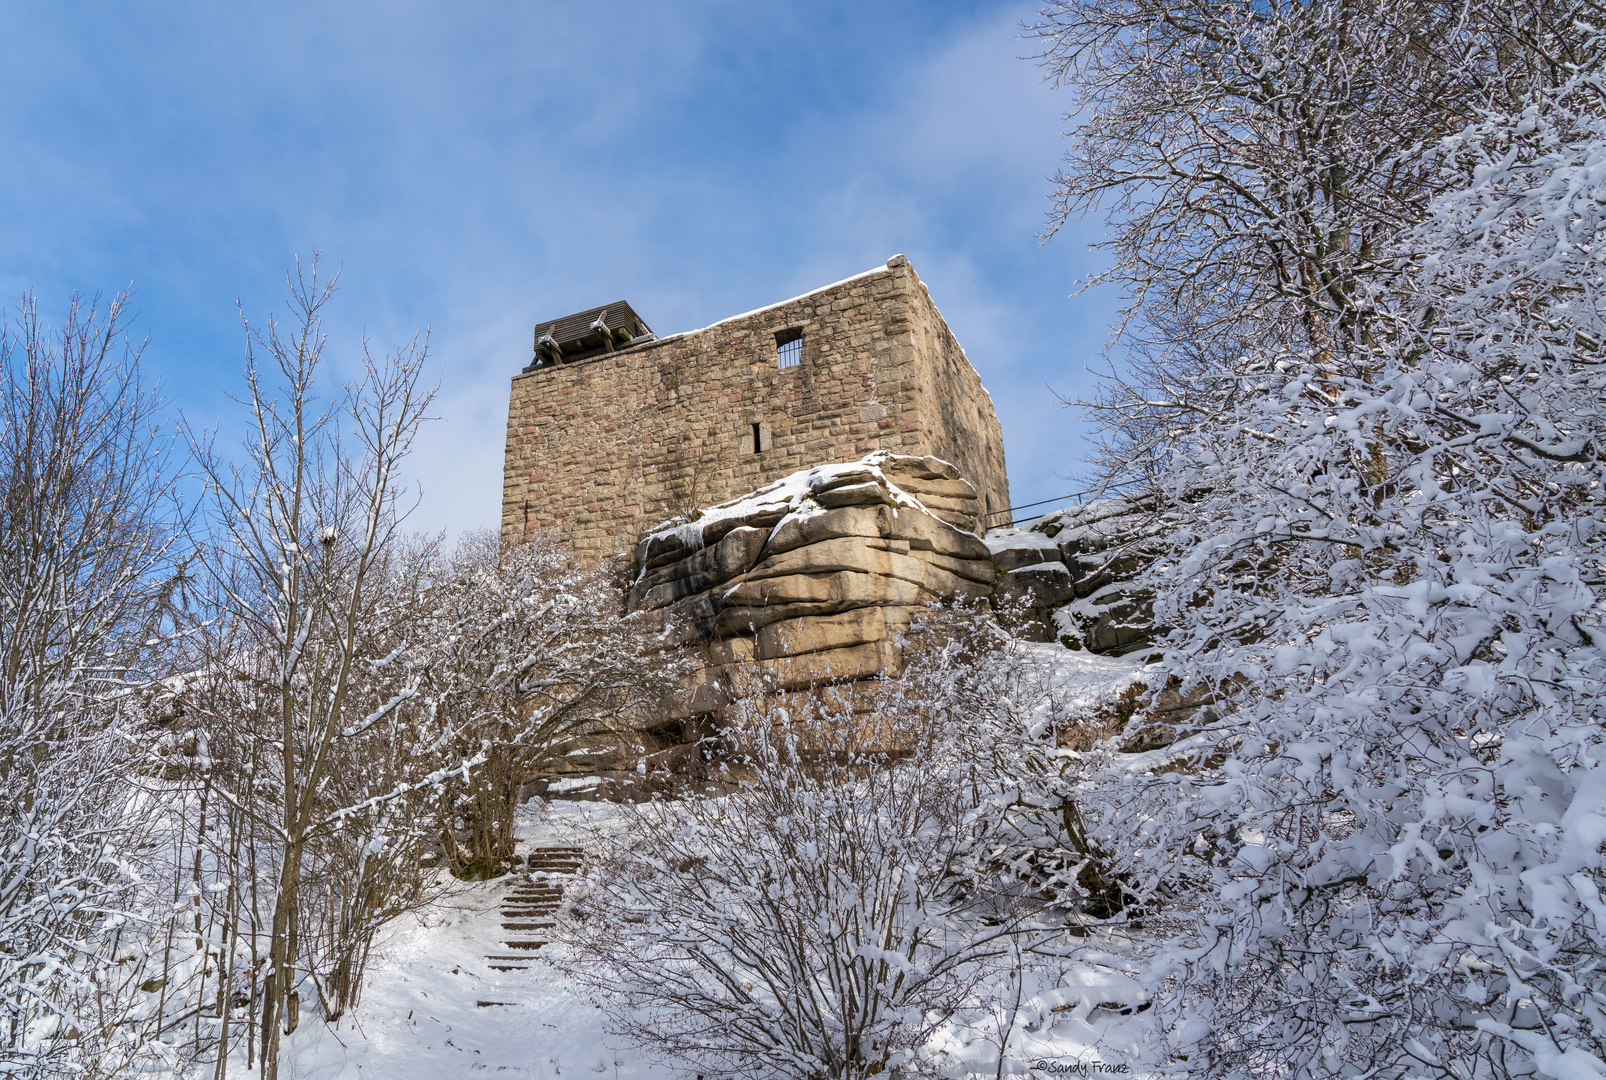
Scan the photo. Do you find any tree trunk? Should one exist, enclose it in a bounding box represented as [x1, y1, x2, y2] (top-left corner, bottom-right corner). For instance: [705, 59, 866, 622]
[262, 836, 301, 1080]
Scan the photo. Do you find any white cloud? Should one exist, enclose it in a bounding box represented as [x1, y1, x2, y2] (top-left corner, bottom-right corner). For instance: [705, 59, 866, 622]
[1, 1, 1125, 539]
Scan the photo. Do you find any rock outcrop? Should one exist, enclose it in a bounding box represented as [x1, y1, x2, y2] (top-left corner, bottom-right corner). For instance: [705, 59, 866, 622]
[629, 453, 994, 710]
[984, 492, 1166, 655]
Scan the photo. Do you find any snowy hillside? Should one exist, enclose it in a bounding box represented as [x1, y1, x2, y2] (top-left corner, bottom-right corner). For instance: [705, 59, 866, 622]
[272, 779, 1175, 1080]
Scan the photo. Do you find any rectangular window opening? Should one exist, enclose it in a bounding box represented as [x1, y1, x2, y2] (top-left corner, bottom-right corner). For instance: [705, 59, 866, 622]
[775, 328, 803, 369]
[751, 422, 764, 453]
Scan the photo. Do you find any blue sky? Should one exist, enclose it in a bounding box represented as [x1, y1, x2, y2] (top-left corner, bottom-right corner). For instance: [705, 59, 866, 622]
[0, 0, 1116, 536]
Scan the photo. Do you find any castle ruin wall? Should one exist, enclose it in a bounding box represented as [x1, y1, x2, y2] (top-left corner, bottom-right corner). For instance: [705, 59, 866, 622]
[501, 256, 1010, 560]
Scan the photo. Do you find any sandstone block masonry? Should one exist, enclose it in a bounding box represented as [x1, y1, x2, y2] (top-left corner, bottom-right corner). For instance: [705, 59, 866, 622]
[501, 256, 1010, 560]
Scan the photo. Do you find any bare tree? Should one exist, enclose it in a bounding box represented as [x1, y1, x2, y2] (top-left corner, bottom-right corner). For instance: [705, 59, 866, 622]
[0, 291, 183, 715]
[183, 261, 449, 1080]
[1027, 0, 1563, 478]
[0, 291, 186, 1076]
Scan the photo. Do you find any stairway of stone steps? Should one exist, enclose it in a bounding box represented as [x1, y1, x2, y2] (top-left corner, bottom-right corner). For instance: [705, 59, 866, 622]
[484, 845, 584, 973]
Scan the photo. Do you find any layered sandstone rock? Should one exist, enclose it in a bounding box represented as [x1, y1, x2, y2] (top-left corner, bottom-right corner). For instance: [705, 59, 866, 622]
[629, 453, 993, 710]
[984, 492, 1166, 655]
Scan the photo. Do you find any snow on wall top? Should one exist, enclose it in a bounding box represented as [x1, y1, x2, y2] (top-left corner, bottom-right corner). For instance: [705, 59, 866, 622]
[640, 451, 968, 551]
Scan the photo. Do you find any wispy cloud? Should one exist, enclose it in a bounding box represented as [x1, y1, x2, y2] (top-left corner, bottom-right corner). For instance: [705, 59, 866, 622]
[0, 0, 1118, 536]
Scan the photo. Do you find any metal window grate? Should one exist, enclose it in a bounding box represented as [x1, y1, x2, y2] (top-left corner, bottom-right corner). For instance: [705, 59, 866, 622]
[776, 332, 802, 369]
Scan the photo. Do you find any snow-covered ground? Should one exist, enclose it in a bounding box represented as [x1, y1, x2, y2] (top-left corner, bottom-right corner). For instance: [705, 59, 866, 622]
[260, 802, 660, 1079]
[263, 648, 1167, 1079]
[1020, 639, 1148, 711]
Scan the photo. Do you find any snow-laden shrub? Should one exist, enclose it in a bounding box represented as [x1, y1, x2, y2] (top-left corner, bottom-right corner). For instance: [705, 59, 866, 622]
[1074, 38, 1606, 1079]
[414, 529, 689, 878]
[566, 603, 1144, 1078]
[568, 664, 1022, 1079]
[899, 604, 1139, 921]
[0, 292, 184, 1077]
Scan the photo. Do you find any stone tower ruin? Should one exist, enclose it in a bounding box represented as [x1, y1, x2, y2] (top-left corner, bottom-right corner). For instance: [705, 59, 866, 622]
[501, 255, 1009, 559]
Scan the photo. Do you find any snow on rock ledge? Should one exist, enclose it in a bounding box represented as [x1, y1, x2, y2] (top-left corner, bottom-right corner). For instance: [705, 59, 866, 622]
[629, 453, 994, 709]
[985, 492, 1165, 655]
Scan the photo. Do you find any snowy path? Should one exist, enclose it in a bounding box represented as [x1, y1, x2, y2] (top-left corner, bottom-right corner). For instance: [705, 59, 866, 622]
[483, 846, 578, 978]
[268, 814, 668, 1079]
[262, 783, 1172, 1078]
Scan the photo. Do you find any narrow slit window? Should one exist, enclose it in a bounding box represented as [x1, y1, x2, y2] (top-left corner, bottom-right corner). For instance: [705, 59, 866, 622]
[751, 423, 764, 453]
[775, 328, 803, 369]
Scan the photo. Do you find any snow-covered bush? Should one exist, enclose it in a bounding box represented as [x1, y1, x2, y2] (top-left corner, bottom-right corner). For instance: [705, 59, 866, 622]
[1071, 27, 1606, 1077]
[0, 292, 185, 1076]
[414, 529, 687, 879]
[898, 604, 1137, 920]
[566, 602, 1146, 1078]
[568, 656, 1024, 1080]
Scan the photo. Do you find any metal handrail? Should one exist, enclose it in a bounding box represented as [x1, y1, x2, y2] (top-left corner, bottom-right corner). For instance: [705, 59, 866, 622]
[983, 481, 1145, 528]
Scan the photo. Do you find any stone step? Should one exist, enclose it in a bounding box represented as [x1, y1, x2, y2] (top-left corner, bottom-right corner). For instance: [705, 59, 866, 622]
[477, 848, 579, 980]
